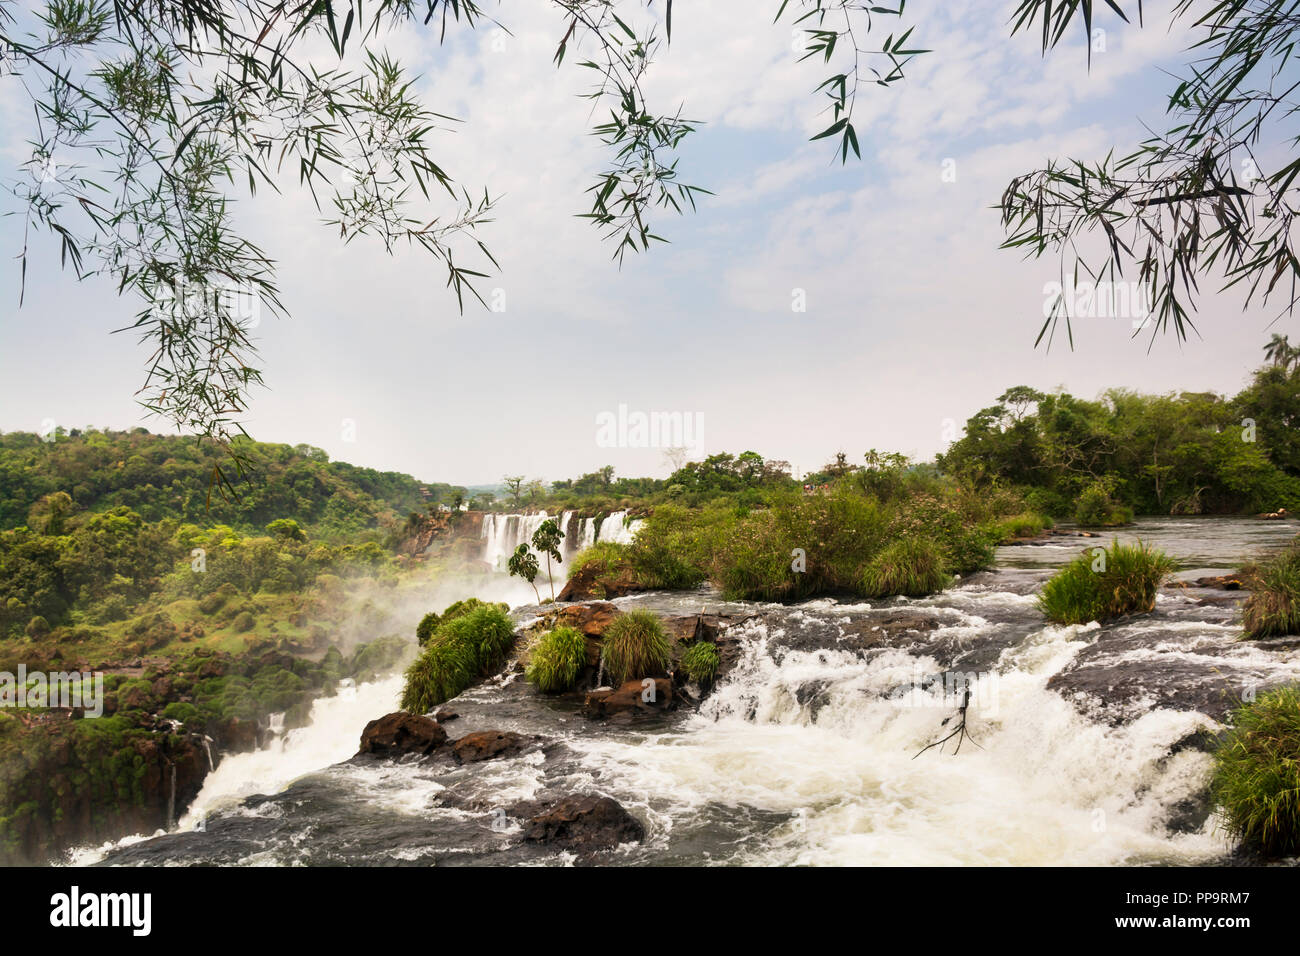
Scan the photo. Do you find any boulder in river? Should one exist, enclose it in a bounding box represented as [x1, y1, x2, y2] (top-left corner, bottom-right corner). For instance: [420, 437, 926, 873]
[520, 795, 644, 851]
[557, 561, 644, 601]
[357, 712, 447, 757]
[450, 730, 537, 763]
[583, 678, 674, 718]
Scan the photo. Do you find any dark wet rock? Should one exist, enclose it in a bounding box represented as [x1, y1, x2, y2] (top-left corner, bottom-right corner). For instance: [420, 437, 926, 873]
[357, 712, 447, 757]
[1165, 791, 1214, 834]
[434, 708, 460, 723]
[583, 678, 674, 719]
[450, 730, 537, 763]
[518, 795, 644, 851]
[1046, 620, 1293, 723]
[212, 716, 259, 754]
[661, 614, 704, 643]
[1168, 575, 1250, 591]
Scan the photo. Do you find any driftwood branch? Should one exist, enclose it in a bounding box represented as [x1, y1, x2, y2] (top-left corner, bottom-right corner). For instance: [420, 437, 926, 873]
[913, 685, 982, 758]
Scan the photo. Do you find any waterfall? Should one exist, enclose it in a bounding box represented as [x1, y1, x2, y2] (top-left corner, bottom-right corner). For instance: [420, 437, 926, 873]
[480, 509, 645, 572]
[166, 764, 176, 830]
[202, 736, 215, 772]
[480, 511, 555, 571]
[559, 511, 577, 559]
[594, 511, 645, 546]
[177, 675, 404, 829]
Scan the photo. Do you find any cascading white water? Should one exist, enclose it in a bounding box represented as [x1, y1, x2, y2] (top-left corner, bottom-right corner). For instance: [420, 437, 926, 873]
[596, 512, 644, 545]
[176, 675, 404, 830]
[482, 510, 644, 569]
[567, 594, 1227, 866]
[488, 510, 644, 561]
[559, 511, 574, 557]
[481, 511, 555, 570]
[576, 517, 597, 552]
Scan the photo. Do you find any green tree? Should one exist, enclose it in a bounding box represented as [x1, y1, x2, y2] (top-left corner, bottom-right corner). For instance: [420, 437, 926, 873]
[502, 476, 525, 507]
[507, 543, 541, 605]
[531, 519, 564, 602]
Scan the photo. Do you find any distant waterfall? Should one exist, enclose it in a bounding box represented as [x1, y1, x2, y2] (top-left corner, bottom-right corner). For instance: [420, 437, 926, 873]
[481, 509, 644, 569]
[481, 511, 557, 571]
[592, 511, 645, 546]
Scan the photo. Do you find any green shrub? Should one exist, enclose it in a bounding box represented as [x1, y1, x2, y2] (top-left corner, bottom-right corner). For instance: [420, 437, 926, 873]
[161, 701, 199, 725]
[566, 541, 634, 581]
[1211, 686, 1300, 857]
[416, 611, 440, 646]
[1242, 541, 1300, 638]
[883, 492, 994, 574]
[628, 506, 708, 589]
[438, 605, 517, 668]
[1074, 484, 1131, 528]
[861, 537, 950, 597]
[991, 512, 1053, 542]
[24, 616, 49, 638]
[399, 604, 516, 711]
[88, 595, 130, 624]
[1037, 540, 1176, 624]
[679, 641, 720, 686]
[600, 610, 673, 684]
[231, 610, 256, 633]
[525, 626, 588, 692]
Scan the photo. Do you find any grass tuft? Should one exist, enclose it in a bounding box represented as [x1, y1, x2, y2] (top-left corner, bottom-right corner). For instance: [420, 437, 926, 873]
[1211, 686, 1300, 857]
[599, 609, 673, 685]
[400, 603, 516, 713]
[678, 641, 720, 686]
[1037, 540, 1176, 624]
[861, 537, 951, 598]
[525, 626, 588, 693]
[1241, 541, 1300, 639]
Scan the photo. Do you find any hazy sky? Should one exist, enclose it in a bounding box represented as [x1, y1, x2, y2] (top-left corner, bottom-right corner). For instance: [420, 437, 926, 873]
[0, 1, 1286, 486]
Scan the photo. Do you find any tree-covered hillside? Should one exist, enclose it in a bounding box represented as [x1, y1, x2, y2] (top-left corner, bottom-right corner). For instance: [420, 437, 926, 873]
[0, 428, 464, 535]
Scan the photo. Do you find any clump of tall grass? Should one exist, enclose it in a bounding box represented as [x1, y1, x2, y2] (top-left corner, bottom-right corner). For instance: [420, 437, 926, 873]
[525, 626, 588, 693]
[401, 604, 516, 713]
[1211, 686, 1300, 857]
[400, 641, 477, 713]
[860, 537, 951, 598]
[1241, 541, 1300, 639]
[1037, 540, 1176, 624]
[599, 610, 673, 684]
[678, 641, 720, 686]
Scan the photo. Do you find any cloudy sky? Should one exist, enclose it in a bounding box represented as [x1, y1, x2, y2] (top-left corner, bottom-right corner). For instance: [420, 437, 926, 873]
[0, 1, 1285, 486]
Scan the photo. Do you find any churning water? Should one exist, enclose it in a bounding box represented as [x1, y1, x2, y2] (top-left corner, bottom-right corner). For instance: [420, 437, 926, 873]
[73, 517, 1300, 866]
